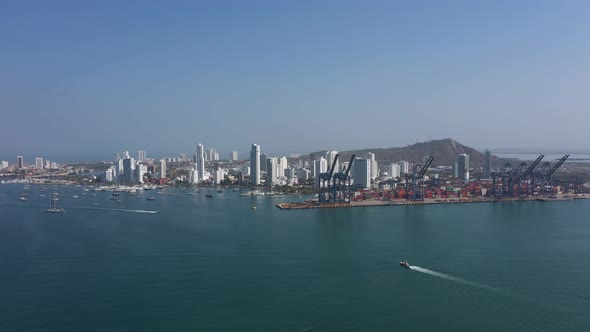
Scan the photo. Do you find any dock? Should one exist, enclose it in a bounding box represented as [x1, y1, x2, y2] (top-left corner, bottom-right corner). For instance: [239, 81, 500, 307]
[276, 195, 587, 210]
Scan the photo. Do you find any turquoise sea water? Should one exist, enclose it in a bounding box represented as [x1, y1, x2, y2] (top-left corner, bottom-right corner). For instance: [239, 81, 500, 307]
[1, 184, 590, 331]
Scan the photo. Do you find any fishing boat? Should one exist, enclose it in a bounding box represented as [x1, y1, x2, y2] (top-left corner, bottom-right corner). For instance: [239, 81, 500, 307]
[47, 193, 65, 213]
[400, 261, 410, 268]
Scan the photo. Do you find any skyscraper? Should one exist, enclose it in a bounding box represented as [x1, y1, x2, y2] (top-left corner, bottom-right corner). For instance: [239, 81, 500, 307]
[160, 159, 167, 179]
[389, 163, 401, 178]
[353, 158, 371, 188]
[123, 158, 135, 183]
[399, 161, 410, 175]
[278, 156, 288, 178]
[458, 154, 470, 180]
[230, 151, 238, 161]
[134, 164, 147, 183]
[266, 157, 277, 186]
[483, 150, 491, 179]
[366, 152, 377, 180]
[312, 157, 328, 177]
[326, 150, 339, 173]
[35, 157, 44, 170]
[259, 154, 267, 172]
[250, 144, 261, 185]
[196, 143, 205, 182]
[16, 156, 24, 169]
[138, 150, 146, 162]
[189, 168, 199, 184]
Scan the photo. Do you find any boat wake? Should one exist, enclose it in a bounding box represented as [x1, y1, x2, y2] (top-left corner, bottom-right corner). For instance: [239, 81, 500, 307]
[68, 206, 159, 214]
[409, 266, 500, 293]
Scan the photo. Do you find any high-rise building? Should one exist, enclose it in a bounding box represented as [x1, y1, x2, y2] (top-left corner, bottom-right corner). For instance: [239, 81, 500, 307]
[215, 168, 224, 184]
[452, 162, 459, 178]
[123, 158, 135, 183]
[0, 161, 8, 170]
[366, 152, 377, 179]
[483, 150, 491, 179]
[160, 159, 167, 179]
[278, 156, 288, 178]
[250, 144, 261, 185]
[297, 168, 310, 183]
[326, 150, 339, 173]
[16, 156, 24, 169]
[117, 159, 125, 179]
[286, 168, 296, 180]
[138, 150, 146, 162]
[241, 165, 251, 176]
[353, 158, 371, 188]
[196, 143, 205, 182]
[399, 161, 410, 175]
[50, 162, 58, 169]
[35, 157, 44, 170]
[266, 157, 277, 186]
[312, 157, 328, 177]
[458, 154, 470, 180]
[104, 168, 114, 182]
[134, 164, 147, 183]
[230, 151, 238, 161]
[259, 154, 267, 172]
[190, 169, 199, 184]
[389, 163, 401, 178]
[44, 160, 51, 168]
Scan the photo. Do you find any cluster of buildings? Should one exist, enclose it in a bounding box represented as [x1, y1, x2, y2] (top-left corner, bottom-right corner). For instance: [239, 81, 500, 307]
[5, 142, 493, 191]
[0, 156, 60, 172]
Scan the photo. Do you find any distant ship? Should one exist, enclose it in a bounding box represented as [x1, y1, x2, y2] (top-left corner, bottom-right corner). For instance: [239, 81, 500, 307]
[47, 193, 65, 213]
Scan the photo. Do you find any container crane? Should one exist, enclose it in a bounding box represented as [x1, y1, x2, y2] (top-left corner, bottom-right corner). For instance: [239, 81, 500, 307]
[318, 154, 339, 203]
[331, 154, 356, 203]
[404, 156, 434, 201]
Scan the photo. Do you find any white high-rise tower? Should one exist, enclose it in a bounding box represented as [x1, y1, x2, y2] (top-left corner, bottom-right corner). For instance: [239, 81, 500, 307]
[250, 144, 261, 185]
[196, 143, 205, 182]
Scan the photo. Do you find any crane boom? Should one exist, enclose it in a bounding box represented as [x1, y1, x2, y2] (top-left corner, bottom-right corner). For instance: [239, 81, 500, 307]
[342, 154, 356, 179]
[326, 154, 339, 180]
[522, 155, 544, 177]
[546, 155, 569, 177]
[417, 156, 434, 179]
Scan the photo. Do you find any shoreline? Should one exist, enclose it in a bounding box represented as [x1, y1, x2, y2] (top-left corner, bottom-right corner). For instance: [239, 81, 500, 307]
[276, 195, 589, 210]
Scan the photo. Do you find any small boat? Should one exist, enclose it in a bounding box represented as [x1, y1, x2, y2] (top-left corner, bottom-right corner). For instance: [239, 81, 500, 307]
[72, 195, 79, 198]
[205, 194, 213, 198]
[146, 197, 156, 201]
[47, 193, 65, 213]
[92, 203, 100, 206]
[251, 206, 256, 210]
[115, 200, 121, 203]
[217, 190, 223, 193]
[400, 261, 410, 268]
[19, 197, 27, 201]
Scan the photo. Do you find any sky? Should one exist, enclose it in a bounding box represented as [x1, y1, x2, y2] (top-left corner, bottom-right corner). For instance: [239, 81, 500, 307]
[1, 0, 589, 162]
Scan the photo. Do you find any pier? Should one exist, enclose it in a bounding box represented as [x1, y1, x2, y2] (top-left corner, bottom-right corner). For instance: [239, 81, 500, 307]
[276, 195, 588, 210]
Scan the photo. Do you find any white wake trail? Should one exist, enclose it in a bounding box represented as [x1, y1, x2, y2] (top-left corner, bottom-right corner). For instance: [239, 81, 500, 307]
[409, 266, 500, 293]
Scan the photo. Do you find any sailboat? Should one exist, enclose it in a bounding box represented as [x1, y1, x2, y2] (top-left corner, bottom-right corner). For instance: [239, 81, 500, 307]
[47, 193, 65, 213]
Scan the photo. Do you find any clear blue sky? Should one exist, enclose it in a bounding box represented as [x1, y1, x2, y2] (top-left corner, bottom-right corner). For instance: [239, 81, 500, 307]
[1, 0, 589, 162]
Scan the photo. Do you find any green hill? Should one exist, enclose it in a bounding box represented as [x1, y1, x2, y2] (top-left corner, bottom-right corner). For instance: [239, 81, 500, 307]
[305, 138, 503, 168]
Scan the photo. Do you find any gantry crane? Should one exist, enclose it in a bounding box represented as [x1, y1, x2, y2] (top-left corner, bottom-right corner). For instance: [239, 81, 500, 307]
[404, 156, 434, 201]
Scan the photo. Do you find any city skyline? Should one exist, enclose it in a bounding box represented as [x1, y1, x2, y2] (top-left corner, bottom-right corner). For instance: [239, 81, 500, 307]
[2, 2, 590, 159]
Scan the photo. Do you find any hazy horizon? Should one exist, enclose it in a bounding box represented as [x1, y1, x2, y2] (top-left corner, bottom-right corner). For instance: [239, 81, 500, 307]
[2, 1, 589, 160]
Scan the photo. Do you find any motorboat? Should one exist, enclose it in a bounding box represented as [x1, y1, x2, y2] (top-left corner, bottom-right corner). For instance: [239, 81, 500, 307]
[400, 261, 410, 268]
